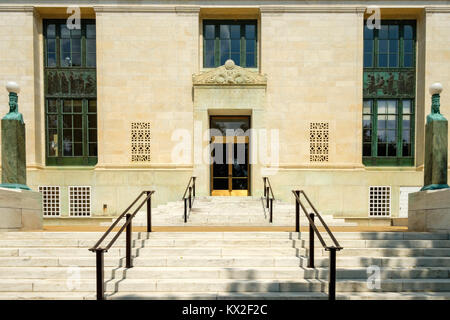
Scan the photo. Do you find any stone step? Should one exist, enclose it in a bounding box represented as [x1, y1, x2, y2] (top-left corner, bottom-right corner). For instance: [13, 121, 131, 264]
[0, 267, 119, 279]
[0, 291, 96, 300]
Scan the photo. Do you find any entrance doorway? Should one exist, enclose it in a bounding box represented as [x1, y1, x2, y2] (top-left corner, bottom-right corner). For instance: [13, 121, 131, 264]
[210, 116, 250, 196]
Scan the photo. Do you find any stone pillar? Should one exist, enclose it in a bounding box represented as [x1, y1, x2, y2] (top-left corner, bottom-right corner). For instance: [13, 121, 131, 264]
[0, 81, 29, 190]
[422, 83, 449, 190]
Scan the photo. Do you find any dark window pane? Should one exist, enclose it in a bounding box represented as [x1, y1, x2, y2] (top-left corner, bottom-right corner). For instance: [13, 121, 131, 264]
[378, 54, 388, 67]
[60, 25, 70, 38]
[403, 130, 410, 143]
[363, 143, 372, 156]
[204, 24, 215, 39]
[230, 25, 240, 39]
[377, 130, 386, 143]
[47, 100, 57, 113]
[364, 39, 373, 52]
[246, 39, 255, 53]
[389, 40, 398, 53]
[86, 39, 96, 53]
[403, 115, 411, 129]
[73, 100, 82, 113]
[363, 100, 372, 114]
[388, 143, 397, 156]
[88, 100, 97, 113]
[73, 143, 83, 156]
[389, 54, 398, 67]
[220, 39, 230, 64]
[363, 129, 372, 142]
[72, 39, 81, 53]
[63, 129, 72, 141]
[88, 115, 97, 128]
[363, 115, 371, 129]
[231, 53, 240, 66]
[89, 129, 97, 142]
[47, 53, 56, 67]
[47, 24, 56, 37]
[231, 39, 240, 53]
[86, 24, 96, 38]
[379, 40, 388, 53]
[61, 39, 70, 52]
[364, 26, 374, 40]
[220, 25, 230, 39]
[387, 130, 396, 143]
[213, 178, 228, 190]
[63, 141, 72, 156]
[73, 115, 82, 128]
[379, 25, 389, 39]
[404, 54, 413, 67]
[63, 115, 72, 128]
[73, 129, 83, 142]
[377, 144, 387, 156]
[387, 115, 396, 130]
[71, 28, 81, 38]
[404, 25, 413, 39]
[63, 100, 72, 113]
[204, 40, 215, 67]
[364, 53, 373, 67]
[245, 24, 256, 39]
[61, 52, 71, 67]
[389, 25, 399, 39]
[71, 53, 81, 67]
[47, 39, 56, 52]
[87, 53, 96, 67]
[403, 143, 411, 156]
[246, 53, 255, 67]
[232, 178, 248, 190]
[404, 40, 413, 53]
[47, 115, 58, 128]
[89, 143, 97, 156]
[48, 143, 57, 157]
[377, 115, 386, 129]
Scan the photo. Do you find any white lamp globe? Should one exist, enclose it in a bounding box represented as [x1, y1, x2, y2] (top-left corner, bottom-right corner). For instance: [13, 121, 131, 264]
[429, 82, 443, 96]
[6, 81, 20, 94]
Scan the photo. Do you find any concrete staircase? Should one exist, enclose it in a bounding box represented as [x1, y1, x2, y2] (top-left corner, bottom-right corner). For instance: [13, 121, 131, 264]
[0, 231, 450, 300]
[131, 196, 356, 227]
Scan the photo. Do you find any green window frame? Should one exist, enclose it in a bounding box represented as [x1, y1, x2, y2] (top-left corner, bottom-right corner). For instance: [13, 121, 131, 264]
[363, 20, 416, 166]
[44, 19, 97, 166]
[203, 20, 257, 68]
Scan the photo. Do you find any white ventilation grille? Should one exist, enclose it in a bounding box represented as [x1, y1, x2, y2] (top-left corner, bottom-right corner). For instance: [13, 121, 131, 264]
[369, 186, 391, 217]
[309, 122, 329, 162]
[69, 186, 91, 217]
[39, 186, 60, 217]
[131, 122, 151, 162]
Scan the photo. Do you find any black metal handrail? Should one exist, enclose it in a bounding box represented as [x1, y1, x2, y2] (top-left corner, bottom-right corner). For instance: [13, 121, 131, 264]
[262, 177, 275, 223]
[89, 190, 155, 300]
[292, 190, 343, 301]
[182, 176, 196, 223]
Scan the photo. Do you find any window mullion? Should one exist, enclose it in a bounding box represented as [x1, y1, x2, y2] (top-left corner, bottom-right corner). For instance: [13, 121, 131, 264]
[398, 100, 403, 157]
[372, 100, 378, 157]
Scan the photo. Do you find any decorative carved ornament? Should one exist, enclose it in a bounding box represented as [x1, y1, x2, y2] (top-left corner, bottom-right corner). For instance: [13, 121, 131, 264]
[193, 60, 267, 86]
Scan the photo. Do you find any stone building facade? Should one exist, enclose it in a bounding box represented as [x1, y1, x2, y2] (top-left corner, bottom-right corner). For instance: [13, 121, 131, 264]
[0, 1, 449, 223]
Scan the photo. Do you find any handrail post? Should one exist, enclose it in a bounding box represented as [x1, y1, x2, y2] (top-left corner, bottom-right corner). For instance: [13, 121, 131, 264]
[146, 191, 152, 233]
[308, 213, 315, 268]
[189, 186, 192, 209]
[295, 190, 300, 233]
[95, 248, 105, 300]
[266, 187, 269, 208]
[328, 247, 337, 301]
[263, 177, 267, 198]
[126, 213, 133, 268]
[269, 198, 273, 223]
[193, 177, 196, 197]
[184, 198, 187, 223]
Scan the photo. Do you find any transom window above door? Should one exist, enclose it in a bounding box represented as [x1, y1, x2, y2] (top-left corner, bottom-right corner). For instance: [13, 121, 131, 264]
[203, 20, 257, 68]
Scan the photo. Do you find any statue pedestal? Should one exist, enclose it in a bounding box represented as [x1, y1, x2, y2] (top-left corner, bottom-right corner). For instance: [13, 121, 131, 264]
[408, 188, 450, 232]
[423, 119, 449, 190]
[0, 119, 28, 190]
[0, 187, 42, 231]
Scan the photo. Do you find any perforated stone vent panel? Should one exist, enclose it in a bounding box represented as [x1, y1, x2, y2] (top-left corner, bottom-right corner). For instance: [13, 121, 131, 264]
[39, 186, 61, 217]
[309, 122, 329, 162]
[369, 186, 391, 217]
[69, 186, 91, 217]
[131, 122, 151, 162]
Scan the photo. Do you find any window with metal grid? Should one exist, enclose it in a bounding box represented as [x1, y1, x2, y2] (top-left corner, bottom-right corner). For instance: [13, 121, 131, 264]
[39, 186, 61, 217]
[69, 186, 91, 217]
[369, 186, 391, 217]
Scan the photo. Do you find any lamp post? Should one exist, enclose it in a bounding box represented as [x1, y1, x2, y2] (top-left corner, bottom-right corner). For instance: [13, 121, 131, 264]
[421, 82, 449, 190]
[0, 81, 30, 190]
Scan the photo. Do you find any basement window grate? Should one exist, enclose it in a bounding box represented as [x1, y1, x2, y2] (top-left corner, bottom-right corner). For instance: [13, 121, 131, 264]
[369, 186, 391, 217]
[131, 122, 151, 162]
[69, 186, 91, 217]
[309, 122, 329, 162]
[39, 186, 61, 217]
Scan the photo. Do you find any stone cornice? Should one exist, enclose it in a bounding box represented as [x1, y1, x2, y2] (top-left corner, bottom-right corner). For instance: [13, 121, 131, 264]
[93, 5, 200, 14]
[425, 6, 450, 13]
[260, 6, 367, 14]
[193, 60, 267, 86]
[0, 5, 34, 12]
